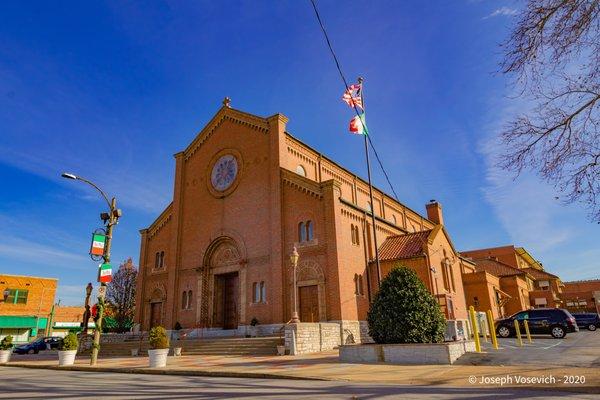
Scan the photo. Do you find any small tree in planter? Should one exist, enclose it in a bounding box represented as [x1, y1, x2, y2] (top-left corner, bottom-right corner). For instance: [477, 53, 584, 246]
[58, 332, 79, 366]
[0, 335, 13, 363]
[367, 266, 446, 344]
[148, 326, 170, 367]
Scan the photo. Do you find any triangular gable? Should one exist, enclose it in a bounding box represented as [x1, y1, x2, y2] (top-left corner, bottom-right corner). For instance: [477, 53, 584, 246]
[182, 104, 270, 161]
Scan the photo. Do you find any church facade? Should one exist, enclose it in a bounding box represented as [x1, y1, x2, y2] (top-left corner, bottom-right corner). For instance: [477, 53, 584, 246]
[133, 100, 468, 334]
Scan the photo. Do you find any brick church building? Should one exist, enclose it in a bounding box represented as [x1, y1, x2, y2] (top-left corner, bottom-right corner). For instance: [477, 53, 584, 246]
[134, 99, 469, 336]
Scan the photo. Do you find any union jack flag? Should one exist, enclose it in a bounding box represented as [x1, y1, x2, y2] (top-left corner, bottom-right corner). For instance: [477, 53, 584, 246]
[342, 83, 363, 110]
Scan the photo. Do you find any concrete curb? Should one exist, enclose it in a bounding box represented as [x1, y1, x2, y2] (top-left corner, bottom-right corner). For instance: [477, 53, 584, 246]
[2, 363, 333, 382]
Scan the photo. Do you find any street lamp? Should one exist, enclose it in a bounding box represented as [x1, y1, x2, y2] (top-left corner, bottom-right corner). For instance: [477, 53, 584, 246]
[289, 247, 300, 324]
[61, 172, 121, 366]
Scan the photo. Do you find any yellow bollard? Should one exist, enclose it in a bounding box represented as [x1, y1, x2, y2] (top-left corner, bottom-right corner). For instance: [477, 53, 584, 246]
[469, 306, 481, 352]
[523, 320, 532, 343]
[513, 319, 523, 347]
[486, 310, 499, 350]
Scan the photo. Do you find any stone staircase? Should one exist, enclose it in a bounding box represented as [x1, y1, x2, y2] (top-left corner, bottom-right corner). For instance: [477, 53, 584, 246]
[80, 336, 283, 357]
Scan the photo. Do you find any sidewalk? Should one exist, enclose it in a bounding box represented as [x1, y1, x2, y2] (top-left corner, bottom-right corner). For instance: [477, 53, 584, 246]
[5, 350, 599, 392]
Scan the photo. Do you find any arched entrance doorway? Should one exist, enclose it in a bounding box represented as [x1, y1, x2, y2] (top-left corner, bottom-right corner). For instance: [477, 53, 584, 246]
[145, 286, 166, 330]
[199, 237, 246, 329]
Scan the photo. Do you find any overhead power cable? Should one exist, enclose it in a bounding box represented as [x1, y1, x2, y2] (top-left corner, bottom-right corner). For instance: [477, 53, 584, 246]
[308, 0, 400, 201]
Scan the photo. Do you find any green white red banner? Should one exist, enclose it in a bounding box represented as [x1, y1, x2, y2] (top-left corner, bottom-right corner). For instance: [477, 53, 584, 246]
[98, 263, 112, 283]
[90, 233, 106, 256]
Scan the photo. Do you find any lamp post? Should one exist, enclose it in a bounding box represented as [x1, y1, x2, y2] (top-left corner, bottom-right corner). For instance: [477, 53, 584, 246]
[82, 283, 93, 335]
[289, 247, 300, 324]
[61, 172, 121, 366]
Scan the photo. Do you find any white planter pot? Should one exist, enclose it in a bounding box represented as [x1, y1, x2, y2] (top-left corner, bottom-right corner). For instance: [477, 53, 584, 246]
[0, 350, 11, 364]
[58, 350, 77, 366]
[131, 348, 139, 357]
[173, 347, 182, 357]
[277, 345, 286, 356]
[148, 348, 169, 368]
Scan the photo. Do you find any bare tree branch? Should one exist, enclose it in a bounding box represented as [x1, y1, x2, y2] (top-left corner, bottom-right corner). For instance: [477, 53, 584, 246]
[500, 0, 600, 222]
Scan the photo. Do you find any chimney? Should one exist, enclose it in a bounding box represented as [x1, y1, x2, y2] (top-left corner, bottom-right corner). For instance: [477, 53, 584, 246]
[426, 200, 444, 225]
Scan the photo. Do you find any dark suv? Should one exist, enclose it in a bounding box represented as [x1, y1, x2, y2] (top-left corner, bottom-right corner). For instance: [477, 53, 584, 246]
[572, 313, 600, 331]
[13, 336, 63, 354]
[495, 308, 578, 339]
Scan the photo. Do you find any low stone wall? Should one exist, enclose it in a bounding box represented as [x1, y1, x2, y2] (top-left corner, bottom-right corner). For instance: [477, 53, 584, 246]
[284, 322, 341, 355]
[339, 341, 476, 365]
[336, 320, 374, 344]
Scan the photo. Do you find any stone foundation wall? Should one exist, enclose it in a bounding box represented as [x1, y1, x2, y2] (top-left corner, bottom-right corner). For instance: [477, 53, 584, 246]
[284, 322, 341, 355]
[340, 341, 476, 365]
[336, 320, 373, 344]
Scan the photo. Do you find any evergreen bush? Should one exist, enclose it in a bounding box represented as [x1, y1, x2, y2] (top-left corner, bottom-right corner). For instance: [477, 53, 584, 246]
[60, 332, 79, 351]
[149, 326, 169, 349]
[367, 265, 446, 344]
[0, 335, 13, 350]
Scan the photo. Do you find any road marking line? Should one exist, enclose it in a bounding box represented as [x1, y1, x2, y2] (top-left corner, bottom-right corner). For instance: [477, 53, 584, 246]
[541, 341, 563, 350]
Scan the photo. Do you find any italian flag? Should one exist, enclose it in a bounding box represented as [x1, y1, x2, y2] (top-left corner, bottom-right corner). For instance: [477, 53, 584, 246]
[90, 234, 106, 256]
[99, 263, 112, 283]
[349, 113, 368, 135]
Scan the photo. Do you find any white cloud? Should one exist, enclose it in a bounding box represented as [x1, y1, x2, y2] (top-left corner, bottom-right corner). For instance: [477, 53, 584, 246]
[484, 7, 518, 19]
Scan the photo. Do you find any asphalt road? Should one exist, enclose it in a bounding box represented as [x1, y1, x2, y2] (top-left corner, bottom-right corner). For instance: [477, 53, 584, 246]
[1, 367, 597, 400]
[457, 330, 600, 367]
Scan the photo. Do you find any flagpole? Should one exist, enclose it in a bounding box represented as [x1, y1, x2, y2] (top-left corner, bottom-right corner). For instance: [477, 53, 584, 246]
[358, 77, 382, 289]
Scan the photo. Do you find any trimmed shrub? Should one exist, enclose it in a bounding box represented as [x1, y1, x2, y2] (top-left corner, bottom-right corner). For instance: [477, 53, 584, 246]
[367, 265, 446, 344]
[0, 335, 13, 350]
[149, 326, 169, 349]
[60, 332, 79, 351]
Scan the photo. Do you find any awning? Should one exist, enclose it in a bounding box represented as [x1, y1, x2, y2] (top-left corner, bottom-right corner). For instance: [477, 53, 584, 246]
[54, 322, 95, 328]
[0, 316, 48, 329]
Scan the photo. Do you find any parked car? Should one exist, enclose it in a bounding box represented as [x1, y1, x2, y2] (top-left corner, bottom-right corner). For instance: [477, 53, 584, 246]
[13, 337, 63, 354]
[495, 308, 578, 339]
[572, 313, 600, 331]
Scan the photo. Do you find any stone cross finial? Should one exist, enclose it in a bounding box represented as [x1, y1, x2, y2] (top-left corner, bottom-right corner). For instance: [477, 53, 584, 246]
[223, 97, 231, 108]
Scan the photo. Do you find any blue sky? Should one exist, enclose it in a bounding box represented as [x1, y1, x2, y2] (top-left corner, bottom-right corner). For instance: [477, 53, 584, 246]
[0, 1, 597, 305]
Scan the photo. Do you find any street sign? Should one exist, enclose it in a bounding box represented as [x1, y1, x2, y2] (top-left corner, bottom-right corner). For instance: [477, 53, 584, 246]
[90, 233, 106, 256]
[98, 263, 112, 283]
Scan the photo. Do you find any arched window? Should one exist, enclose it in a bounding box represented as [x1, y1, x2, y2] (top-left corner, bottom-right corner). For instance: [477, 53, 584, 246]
[159, 251, 165, 268]
[260, 281, 266, 303]
[253, 282, 260, 303]
[392, 215, 397, 225]
[367, 202, 372, 213]
[351, 224, 355, 245]
[187, 290, 193, 309]
[181, 291, 188, 310]
[306, 221, 313, 241]
[358, 275, 364, 295]
[155, 252, 160, 269]
[298, 222, 306, 242]
[296, 165, 306, 177]
[354, 274, 359, 295]
[355, 225, 360, 245]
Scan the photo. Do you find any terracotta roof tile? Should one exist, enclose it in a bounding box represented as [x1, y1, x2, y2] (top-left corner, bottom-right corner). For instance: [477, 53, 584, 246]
[472, 258, 526, 277]
[521, 267, 560, 280]
[377, 230, 431, 261]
